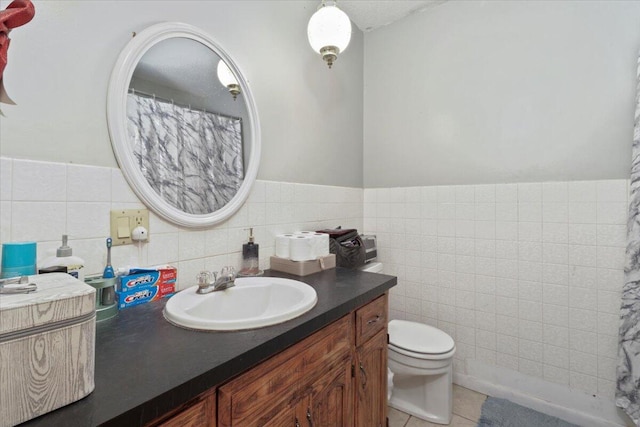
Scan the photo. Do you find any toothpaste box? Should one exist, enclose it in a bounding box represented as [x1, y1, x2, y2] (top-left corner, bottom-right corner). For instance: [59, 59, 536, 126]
[117, 266, 177, 309]
[119, 266, 177, 292]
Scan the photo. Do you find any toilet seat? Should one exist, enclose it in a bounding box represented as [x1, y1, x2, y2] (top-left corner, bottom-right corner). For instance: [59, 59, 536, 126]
[388, 320, 455, 359]
[389, 343, 456, 360]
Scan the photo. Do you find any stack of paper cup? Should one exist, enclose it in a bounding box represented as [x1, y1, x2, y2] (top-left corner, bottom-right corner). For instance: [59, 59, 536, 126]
[289, 235, 316, 261]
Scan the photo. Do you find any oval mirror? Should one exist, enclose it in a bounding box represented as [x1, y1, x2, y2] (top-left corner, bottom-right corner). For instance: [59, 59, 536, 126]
[107, 22, 261, 228]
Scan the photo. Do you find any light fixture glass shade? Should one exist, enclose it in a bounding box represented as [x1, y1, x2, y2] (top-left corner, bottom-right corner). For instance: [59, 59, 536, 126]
[217, 60, 238, 87]
[217, 60, 241, 100]
[307, 1, 351, 67]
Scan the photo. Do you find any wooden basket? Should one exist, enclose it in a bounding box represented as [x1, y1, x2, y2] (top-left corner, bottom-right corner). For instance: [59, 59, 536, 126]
[270, 254, 336, 276]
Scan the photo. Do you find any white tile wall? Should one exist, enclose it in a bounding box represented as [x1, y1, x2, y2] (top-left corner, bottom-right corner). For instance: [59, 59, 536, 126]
[364, 180, 628, 401]
[0, 158, 363, 290]
[1, 157, 628, 402]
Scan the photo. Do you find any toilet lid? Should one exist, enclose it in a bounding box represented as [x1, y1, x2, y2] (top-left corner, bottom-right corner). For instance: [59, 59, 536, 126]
[388, 319, 455, 355]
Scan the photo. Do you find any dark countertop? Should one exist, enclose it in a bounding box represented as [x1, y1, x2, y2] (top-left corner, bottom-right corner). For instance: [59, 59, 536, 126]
[22, 268, 396, 427]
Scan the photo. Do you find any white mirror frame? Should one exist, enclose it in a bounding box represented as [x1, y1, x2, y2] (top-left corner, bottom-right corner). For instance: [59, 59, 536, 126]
[107, 22, 261, 228]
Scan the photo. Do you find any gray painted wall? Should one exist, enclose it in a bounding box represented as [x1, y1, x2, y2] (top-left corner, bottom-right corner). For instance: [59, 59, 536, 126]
[363, 0, 640, 188]
[0, 1, 364, 188]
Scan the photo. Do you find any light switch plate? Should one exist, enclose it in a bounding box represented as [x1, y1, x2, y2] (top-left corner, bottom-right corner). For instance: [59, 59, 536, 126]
[110, 209, 150, 246]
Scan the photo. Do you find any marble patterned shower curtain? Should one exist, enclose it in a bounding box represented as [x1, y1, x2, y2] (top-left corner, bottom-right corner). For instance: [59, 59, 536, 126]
[617, 53, 640, 427]
[126, 93, 244, 215]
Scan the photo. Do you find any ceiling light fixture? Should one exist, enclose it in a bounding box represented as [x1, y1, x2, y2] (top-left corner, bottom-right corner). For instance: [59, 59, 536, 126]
[217, 60, 240, 100]
[307, 0, 351, 69]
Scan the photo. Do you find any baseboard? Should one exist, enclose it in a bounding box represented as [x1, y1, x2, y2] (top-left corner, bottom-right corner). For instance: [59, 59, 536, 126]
[453, 360, 633, 427]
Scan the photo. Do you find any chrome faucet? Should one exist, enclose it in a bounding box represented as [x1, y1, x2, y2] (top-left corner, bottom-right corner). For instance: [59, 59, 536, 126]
[196, 267, 236, 294]
[0, 275, 37, 294]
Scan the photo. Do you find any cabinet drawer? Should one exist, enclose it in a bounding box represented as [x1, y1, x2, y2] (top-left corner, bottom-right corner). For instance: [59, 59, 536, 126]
[355, 294, 387, 347]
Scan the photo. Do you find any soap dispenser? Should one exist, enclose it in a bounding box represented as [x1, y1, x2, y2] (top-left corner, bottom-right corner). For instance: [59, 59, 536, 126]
[238, 228, 262, 277]
[39, 235, 85, 281]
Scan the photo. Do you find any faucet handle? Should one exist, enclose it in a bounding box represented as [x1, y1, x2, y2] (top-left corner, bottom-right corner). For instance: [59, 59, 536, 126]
[220, 266, 236, 279]
[196, 271, 212, 286]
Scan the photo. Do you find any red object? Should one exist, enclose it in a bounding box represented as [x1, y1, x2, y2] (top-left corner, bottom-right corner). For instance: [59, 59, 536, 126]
[0, 0, 35, 82]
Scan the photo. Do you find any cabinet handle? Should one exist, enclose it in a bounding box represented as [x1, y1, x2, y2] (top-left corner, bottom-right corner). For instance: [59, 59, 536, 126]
[306, 408, 314, 427]
[367, 315, 381, 325]
[359, 362, 368, 389]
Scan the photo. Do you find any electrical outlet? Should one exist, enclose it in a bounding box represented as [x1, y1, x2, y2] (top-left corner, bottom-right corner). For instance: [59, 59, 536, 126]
[110, 209, 150, 246]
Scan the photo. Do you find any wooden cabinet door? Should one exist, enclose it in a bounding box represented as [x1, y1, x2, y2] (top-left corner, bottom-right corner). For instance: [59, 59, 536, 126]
[218, 316, 351, 427]
[261, 399, 303, 427]
[354, 329, 387, 427]
[217, 349, 303, 427]
[305, 359, 353, 427]
[153, 389, 216, 427]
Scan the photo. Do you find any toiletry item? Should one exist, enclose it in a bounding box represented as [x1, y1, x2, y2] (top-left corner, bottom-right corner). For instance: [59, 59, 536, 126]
[38, 265, 68, 274]
[311, 232, 330, 257]
[39, 235, 85, 281]
[115, 266, 134, 276]
[239, 228, 262, 276]
[102, 285, 116, 306]
[103, 237, 115, 278]
[1, 241, 36, 278]
[295, 231, 329, 257]
[275, 234, 295, 258]
[117, 285, 167, 309]
[84, 276, 118, 321]
[118, 265, 176, 293]
[116, 265, 176, 309]
[289, 235, 316, 261]
[275, 233, 329, 261]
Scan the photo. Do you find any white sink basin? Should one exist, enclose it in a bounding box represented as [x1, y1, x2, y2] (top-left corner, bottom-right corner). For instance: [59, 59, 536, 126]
[163, 277, 318, 331]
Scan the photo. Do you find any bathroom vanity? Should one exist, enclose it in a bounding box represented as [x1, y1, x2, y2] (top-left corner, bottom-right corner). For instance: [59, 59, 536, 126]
[21, 268, 395, 427]
[181, 294, 387, 427]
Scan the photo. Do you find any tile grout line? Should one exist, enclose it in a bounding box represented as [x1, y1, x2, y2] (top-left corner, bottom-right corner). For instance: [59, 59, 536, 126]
[458, 413, 482, 423]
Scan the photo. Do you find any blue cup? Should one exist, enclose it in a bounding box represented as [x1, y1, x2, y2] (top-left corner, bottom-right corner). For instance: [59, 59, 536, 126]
[1, 242, 37, 278]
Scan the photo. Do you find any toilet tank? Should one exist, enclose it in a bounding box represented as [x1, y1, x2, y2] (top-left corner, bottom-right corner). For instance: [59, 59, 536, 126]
[360, 261, 383, 273]
[0, 273, 96, 426]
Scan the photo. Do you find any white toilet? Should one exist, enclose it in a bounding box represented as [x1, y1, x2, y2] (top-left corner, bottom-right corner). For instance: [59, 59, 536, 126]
[387, 319, 456, 425]
[360, 262, 456, 424]
[360, 261, 383, 273]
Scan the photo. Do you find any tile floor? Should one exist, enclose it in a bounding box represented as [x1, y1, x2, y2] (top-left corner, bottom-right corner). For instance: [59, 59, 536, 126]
[388, 385, 487, 427]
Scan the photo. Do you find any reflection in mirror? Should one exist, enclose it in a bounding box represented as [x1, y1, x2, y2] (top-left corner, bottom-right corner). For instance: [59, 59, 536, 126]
[126, 37, 249, 215]
[217, 60, 241, 100]
[108, 23, 260, 228]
